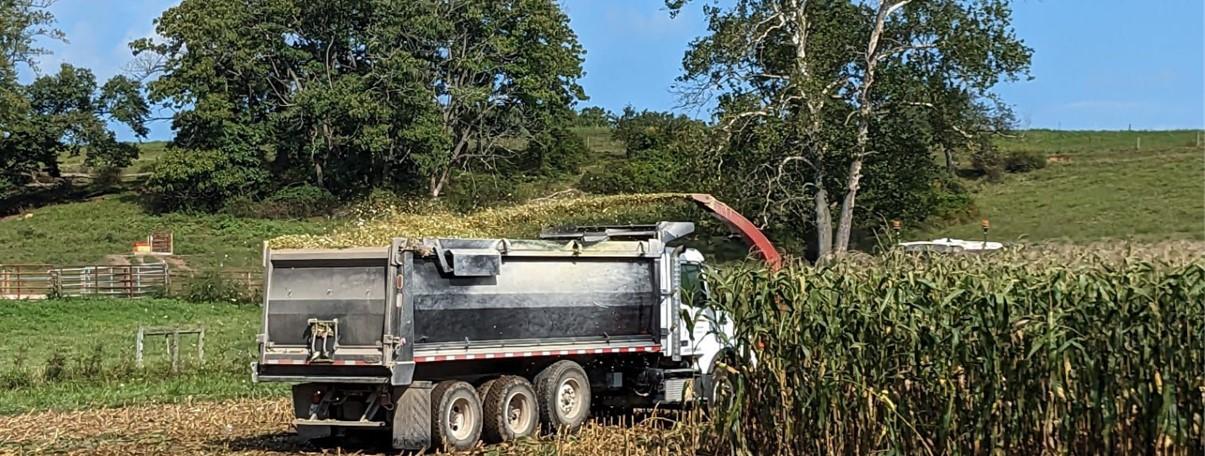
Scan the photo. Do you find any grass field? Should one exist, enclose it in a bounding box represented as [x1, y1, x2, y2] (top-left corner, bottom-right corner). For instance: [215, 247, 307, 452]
[0, 195, 331, 269]
[929, 130, 1204, 242]
[4, 130, 1201, 269]
[0, 298, 277, 414]
[55, 141, 170, 177]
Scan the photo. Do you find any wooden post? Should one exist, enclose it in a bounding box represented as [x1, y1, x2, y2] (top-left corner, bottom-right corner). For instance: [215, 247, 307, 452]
[170, 330, 180, 373]
[197, 327, 205, 363]
[135, 326, 145, 368]
[1136, 136, 1141, 151]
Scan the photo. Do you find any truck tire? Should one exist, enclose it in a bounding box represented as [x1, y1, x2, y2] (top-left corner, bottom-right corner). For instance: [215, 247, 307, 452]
[477, 379, 497, 403]
[535, 360, 590, 433]
[481, 376, 538, 443]
[430, 380, 482, 450]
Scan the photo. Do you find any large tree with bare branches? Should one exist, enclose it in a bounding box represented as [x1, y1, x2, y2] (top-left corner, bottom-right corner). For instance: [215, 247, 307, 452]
[670, 0, 1030, 259]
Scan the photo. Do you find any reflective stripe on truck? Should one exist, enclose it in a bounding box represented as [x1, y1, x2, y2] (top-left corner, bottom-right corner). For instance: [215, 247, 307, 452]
[263, 344, 661, 365]
[415, 344, 660, 362]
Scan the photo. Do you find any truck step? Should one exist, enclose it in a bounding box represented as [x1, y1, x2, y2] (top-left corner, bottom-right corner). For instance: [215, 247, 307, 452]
[294, 418, 387, 428]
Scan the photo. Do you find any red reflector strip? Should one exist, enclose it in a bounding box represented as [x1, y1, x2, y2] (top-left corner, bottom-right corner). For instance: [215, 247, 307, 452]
[416, 345, 661, 363]
[263, 359, 305, 365]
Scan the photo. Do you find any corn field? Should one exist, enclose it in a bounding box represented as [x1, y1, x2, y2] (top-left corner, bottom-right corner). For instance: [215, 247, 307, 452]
[705, 249, 1204, 455]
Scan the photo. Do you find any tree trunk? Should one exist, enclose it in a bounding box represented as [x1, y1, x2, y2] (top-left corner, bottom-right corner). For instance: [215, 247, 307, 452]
[833, 158, 863, 254]
[429, 167, 451, 198]
[813, 181, 833, 261]
[429, 132, 471, 197]
[943, 146, 956, 174]
[831, 0, 903, 254]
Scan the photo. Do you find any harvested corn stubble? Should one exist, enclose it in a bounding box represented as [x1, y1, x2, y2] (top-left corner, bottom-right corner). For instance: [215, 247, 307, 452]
[269, 193, 692, 249]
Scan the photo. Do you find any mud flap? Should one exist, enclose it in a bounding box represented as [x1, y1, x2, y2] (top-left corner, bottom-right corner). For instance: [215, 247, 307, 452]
[391, 382, 432, 450]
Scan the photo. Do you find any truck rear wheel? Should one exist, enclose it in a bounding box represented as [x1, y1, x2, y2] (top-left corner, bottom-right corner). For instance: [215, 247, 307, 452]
[431, 380, 482, 450]
[535, 360, 590, 433]
[481, 376, 538, 442]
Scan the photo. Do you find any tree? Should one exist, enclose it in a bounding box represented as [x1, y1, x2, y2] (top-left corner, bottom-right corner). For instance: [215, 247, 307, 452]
[670, 0, 1030, 258]
[579, 109, 708, 195]
[575, 106, 612, 127]
[1, 1, 148, 202]
[135, 0, 585, 205]
[611, 107, 706, 158]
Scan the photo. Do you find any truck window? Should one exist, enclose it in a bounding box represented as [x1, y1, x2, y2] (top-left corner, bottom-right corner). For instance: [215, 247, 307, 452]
[680, 262, 707, 307]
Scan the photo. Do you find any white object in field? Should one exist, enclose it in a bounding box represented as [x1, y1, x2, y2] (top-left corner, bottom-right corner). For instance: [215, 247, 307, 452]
[899, 238, 1004, 253]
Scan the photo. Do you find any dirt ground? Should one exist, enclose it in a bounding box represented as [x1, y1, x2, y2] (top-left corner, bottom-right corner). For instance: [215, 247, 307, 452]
[0, 398, 306, 455]
[0, 398, 701, 455]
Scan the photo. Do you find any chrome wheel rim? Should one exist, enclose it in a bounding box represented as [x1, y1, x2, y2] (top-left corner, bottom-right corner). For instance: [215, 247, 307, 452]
[505, 390, 534, 432]
[557, 378, 583, 418]
[447, 396, 476, 440]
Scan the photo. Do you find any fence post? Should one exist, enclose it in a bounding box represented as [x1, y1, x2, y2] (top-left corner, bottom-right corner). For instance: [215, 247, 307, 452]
[170, 330, 180, 373]
[136, 326, 145, 369]
[197, 327, 205, 363]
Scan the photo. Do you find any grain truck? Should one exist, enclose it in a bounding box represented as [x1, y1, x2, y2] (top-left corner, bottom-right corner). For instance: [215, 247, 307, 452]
[252, 197, 780, 451]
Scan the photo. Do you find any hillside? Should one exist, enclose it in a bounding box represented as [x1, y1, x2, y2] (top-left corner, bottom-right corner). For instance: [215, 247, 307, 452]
[1, 130, 1201, 269]
[0, 196, 331, 269]
[928, 130, 1204, 242]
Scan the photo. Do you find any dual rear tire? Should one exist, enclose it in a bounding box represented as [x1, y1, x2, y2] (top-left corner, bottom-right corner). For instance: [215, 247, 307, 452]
[431, 380, 482, 450]
[430, 360, 590, 450]
[534, 360, 591, 433]
[480, 376, 539, 443]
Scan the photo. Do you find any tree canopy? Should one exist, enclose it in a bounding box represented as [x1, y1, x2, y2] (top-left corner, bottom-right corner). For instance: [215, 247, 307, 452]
[670, 0, 1031, 258]
[1, 0, 148, 203]
[134, 0, 585, 207]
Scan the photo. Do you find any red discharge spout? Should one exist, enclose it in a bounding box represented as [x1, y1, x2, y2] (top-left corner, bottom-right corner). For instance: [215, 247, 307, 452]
[686, 193, 783, 271]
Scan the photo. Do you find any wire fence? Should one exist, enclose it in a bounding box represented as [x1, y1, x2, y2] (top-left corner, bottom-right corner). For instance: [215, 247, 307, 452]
[0, 264, 261, 300]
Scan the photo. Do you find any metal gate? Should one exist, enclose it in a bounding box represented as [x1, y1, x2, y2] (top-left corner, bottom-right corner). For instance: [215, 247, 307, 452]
[54, 264, 169, 297]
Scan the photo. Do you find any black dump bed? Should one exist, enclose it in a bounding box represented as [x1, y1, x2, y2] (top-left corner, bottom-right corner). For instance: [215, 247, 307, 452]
[409, 249, 657, 344]
[255, 222, 693, 384]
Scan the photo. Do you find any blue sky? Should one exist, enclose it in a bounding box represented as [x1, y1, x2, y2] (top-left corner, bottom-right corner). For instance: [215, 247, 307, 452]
[25, 0, 1205, 141]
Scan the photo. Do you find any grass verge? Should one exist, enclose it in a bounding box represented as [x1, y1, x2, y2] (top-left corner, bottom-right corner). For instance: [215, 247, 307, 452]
[0, 298, 275, 414]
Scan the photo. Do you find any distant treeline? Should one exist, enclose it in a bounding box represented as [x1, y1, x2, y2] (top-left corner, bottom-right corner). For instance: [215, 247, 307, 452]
[3, 0, 1036, 258]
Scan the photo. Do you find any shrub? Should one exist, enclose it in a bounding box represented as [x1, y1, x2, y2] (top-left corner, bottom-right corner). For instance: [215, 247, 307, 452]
[612, 108, 705, 156]
[90, 164, 124, 190]
[1003, 149, 1047, 173]
[517, 127, 590, 176]
[575, 106, 614, 128]
[578, 151, 685, 194]
[971, 148, 1046, 180]
[970, 147, 1005, 181]
[182, 270, 251, 303]
[925, 173, 976, 221]
[226, 184, 338, 219]
[142, 147, 269, 212]
[444, 172, 520, 211]
[43, 353, 66, 382]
